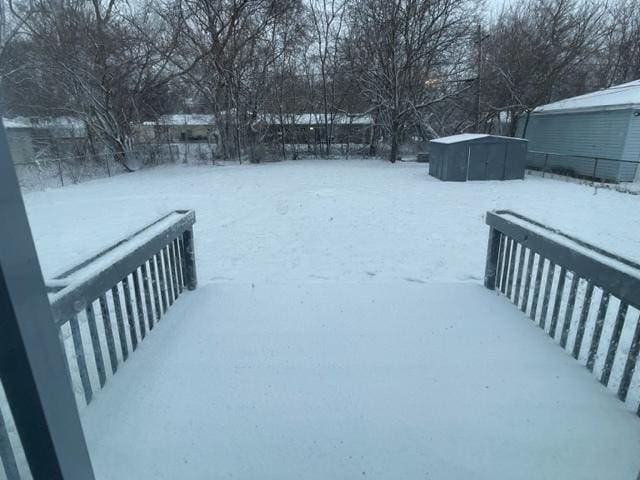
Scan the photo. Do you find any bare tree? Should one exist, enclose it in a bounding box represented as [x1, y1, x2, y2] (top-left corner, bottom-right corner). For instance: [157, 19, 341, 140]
[594, 0, 640, 87]
[163, 0, 300, 162]
[307, 0, 347, 155]
[482, 0, 606, 136]
[346, 0, 475, 162]
[7, 0, 179, 170]
[3, 0, 630, 169]
[262, 3, 308, 159]
[0, 0, 29, 89]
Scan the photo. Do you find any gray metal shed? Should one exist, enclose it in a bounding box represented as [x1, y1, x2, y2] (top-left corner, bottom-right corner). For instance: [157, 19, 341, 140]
[429, 134, 528, 181]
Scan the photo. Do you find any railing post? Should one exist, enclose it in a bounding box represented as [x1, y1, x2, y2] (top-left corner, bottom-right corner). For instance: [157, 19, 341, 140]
[543, 153, 548, 177]
[484, 227, 502, 290]
[182, 227, 198, 290]
[0, 119, 95, 479]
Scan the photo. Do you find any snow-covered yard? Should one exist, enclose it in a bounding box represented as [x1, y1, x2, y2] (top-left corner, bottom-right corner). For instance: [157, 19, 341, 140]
[24, 159, 640, 285]
[19, 159, 640, 480]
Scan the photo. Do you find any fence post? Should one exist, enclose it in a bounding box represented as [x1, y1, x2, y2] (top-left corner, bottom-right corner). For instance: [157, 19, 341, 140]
[57, 159, 64, 187]
[484, 227, 502, 290]
[592, 158, 599, 184]
[182, 227, 198, 290]
[543, 153, 549, 177]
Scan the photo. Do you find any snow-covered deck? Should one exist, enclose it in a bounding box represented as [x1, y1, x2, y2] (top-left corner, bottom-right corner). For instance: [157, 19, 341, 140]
[82, 283, 640, 480]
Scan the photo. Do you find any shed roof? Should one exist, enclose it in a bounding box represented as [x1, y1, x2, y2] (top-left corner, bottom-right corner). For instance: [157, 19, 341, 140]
[431, 133, 489, 144]
[533, 79, 640, 114]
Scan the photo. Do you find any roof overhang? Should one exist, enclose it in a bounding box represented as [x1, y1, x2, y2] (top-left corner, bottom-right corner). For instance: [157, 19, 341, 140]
[532, 104, 640, 116]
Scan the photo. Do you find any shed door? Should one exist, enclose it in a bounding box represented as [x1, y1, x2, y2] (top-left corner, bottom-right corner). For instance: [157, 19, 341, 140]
[467, 143, 507, 180]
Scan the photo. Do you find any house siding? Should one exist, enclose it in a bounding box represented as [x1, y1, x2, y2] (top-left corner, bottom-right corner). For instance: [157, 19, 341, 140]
[621, 110, 640, 181]
[523, 109, 630, 181]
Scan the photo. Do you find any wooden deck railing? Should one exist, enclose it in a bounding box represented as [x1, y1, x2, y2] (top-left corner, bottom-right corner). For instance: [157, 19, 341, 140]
[485, 210, 640, 416]
[0, 210, 197, 480]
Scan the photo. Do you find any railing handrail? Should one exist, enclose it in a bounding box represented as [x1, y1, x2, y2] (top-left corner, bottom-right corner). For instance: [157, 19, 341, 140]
[486, 210, 640, 308]
[484, 209, 640, 417]
[49, 210, 196, 324]
[491, 210, 640, 271]
[51, 211, 188, 280]
[528, 149, 640, 165]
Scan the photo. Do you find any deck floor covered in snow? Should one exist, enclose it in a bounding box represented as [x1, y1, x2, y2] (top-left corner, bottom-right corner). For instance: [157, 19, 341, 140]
[82, 283, 640, 480]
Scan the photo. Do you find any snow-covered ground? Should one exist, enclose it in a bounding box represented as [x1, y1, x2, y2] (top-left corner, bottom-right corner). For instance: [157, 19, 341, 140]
[17, 159, 640, 479]
[23, 159, 640, 285]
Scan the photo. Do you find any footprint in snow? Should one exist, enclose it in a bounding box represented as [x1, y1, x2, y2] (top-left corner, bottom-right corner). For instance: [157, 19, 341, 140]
[404, 277, 427, 284]
[275, 200, 289, 215]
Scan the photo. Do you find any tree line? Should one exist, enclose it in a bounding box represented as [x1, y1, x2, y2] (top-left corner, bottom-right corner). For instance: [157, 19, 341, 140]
[0, 0, 638, 165]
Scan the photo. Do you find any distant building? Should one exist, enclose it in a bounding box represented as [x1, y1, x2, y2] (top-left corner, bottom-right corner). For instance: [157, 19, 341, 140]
[262, 113, 374, 148]
[520, 80, 640, 182]
[138, 112, 374, 150]
[2, 116, 86, 164]
[140, 114, 219, 144]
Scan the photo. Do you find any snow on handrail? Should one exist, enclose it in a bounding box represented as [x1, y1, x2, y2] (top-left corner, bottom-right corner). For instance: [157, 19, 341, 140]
[50, 210, 197, 406]
[484, 209, 640, 417]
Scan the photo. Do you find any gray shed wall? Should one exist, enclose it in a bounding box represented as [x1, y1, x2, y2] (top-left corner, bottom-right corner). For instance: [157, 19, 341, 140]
[429, 136, 526, 182]
[429, 142, 468, 181]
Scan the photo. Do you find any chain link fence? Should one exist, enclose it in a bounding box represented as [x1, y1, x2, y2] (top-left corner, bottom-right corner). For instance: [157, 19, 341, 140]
[527, 150, 640, 184]
[13, 144, 179, 191]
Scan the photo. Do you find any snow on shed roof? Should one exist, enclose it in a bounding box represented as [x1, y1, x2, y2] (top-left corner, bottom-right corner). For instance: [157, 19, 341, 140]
[533, 79, 640, 114]
[430, 133, 490, 144]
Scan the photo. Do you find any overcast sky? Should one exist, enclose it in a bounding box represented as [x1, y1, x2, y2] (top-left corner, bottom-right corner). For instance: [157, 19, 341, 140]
[486, 0, 511, 17]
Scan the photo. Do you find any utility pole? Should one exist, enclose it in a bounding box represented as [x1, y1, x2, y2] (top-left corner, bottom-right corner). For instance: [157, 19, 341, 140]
[475, 24, 483, 132]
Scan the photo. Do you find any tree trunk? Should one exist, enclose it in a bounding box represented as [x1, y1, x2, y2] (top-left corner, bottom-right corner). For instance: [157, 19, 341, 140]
[508, 111, 519, 137]
[113, 149, 134, 172]
[389, 137, 398, 163]
[389, 119, 400, 163]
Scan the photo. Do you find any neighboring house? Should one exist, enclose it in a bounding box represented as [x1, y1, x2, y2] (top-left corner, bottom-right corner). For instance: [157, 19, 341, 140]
[2, 116, 87, 165]
[262, 113, 374, 147]
[519, 80, 640, 182]
[139, 114, 219, 144]
[138, 112, 374, 151]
